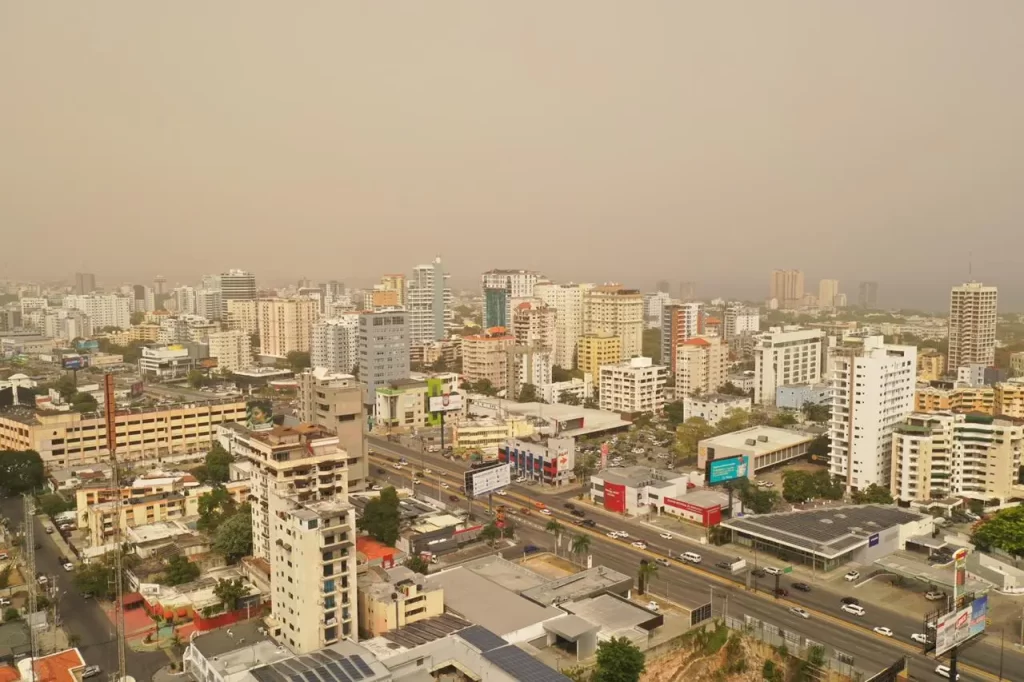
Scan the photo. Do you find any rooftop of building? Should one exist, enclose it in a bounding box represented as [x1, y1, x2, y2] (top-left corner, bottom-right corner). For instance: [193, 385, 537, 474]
[519, 565, 632, 606]
[24, 648, 86, 682]
[192, 620, 271, 660]
[699, 425, 815, 453]
[459, 555, 549, 593]
[595, 465, 682, 488]
[562, 594, 661, 644]
[425, 566, 564, 636]
[362, 614, 472, 656]
[357, 537, 396, 563]
[247, 640, 391, 682]
[0, 394, 246, 425]
[723, 505, 928, 558]
[472, 399, 631, 437]
[686, 393, 752, 404]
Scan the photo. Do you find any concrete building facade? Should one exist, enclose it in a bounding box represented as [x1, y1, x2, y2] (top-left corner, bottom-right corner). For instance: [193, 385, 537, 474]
[312, 315, 360, 375]
[407, 257, 452, 344]
[358, 310, 410, 405]
[258, 298, 319, 358]
[674, 336, 727, 398]
[62, 294, 132, 330]
[661, 302, 704, 373]
[583, 286, 643, 361]
[753, 327, 825, 405]
[576, 332, 621, 389]
[599, 356, 667, 414]
[207, 330, 253, 374]
[533, 283, 585, 369]
[461, 328, 515, 390]
[297, 368, 369, 491]
[948, 281, 998, 370]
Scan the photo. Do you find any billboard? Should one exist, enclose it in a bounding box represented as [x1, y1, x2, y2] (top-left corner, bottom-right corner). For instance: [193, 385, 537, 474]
[604, 482, 626, 513]
[246, 399, 274, 430]
[130, 381, 144, 397]
[75, 339, 99, 352]
[196, 357, 219, 370]
[61, 355, 89, 371]
[464, 462, 511, 497]
[600, 442, 609, 470]
[934, 595, 988, 656]
[706, 455, 748, 485]
[429, 392, 463, 413]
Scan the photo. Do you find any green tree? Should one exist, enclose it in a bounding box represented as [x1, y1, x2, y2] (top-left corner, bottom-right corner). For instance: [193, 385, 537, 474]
[713, 409, 751, 436]
[769, 411, 798, 427]
[404, 556, 430, 574]
[802, 401, 830, 423]
[286, 351, 311, 372]
[762, 660, 783, 682]
[545, 519, 563, 548]
[782, 470, 816, 503]
[187, 370, 208, 390]
[197, 486, 237, 532]
[571, 534, 591, 565]
[162, 555, 200, 586]
[54, 375, 78, 402]
[130, 311, 146, 326]
[517, 383, 540, 403]
[213, 577, 247, 611]
[811, 470, 844, 500]
[718, 382, 748, 397]
[674, 417, 713, 464]
[0, 450, 44, 495]
[205, 442, 232, 483]
[73, 559, 118, 599]
[636, 559, 658, 595]
[663, 401, 686, 428]
[471, 379, 497, 396]
[213, 513, 253, 561]
[358, 486, 401, 545]
[808, 434, 829, 459]
[70, 392, 98, 413]
[972, 506, 1024, 556]
[574, 452, 597, 482]
[37, 493, 72, 518]
[480, 523, 501, 546]
[0, 566, 12, 589]
[851, 483, 894, 505]
[3, 608, 19, 622]
[592, 636, 645, 682]
[558, 390, 582, 406]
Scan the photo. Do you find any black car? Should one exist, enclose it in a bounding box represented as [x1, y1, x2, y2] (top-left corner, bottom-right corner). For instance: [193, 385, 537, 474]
[715, 560, 732, 570]
[751, 568, 766, 578]
[523, 544, 541, 554]
[376, 467, 386, 475]
[571, 510, 586, 517]
[564, 503, 576, 511]
[840, 596, 859, 605]
[792, 582, 812, 592]
[582, 519, 597, 528]
[774, 588, 789, 597]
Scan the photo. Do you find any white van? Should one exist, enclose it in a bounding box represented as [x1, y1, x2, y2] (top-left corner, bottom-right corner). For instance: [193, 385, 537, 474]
[681, 551, 702, 564]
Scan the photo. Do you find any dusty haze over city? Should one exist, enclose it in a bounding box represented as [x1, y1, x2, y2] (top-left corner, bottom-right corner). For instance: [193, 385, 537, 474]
[3, 2, 1024, 308]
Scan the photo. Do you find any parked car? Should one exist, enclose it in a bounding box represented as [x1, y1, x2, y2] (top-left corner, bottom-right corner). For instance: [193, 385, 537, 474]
[925, 590, 946, 601]
[911, 633, 929, 644]
[0, 598, 10, 607]
[448, 495, 460, 502]
[523, 545, 540, 554]
[0, 552, 8, 561]
[43, 525, 54, 534]
[844, 570, 861, 582]
[655, 558, 671, 567]
[81, 666, 102, 679]
[61, 561, 73, 572]
[646, 601, 660, 612]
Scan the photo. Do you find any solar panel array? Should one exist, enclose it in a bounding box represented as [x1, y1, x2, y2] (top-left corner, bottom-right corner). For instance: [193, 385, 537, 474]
[726, 505, 922, 552]
[483, 645, 572, 682]
[456, 625, 508, 653]
[250, 649, 379, 682]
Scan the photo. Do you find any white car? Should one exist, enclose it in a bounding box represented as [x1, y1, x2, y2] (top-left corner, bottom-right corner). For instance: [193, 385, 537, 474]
[441, 483, 450, 489]
[789, 607, 810, 619]
[392, 463, 403, 469]
[934, 665, 960, 680]
[61, 561, 73, 572]
[656, 558, 671, 567]
[659, 532, 674, 540]
[516, 477, 527, 483]
[844, 570, 860, 582]
[539, 509, 552, 516]
[873, 627, 893, 637]
[606, 531, 618, 538]
[911, 633, 929, 644]
[370, 485, 382, 491]
[646, 601, 660, 612]
[617, 531, 630, 539]
[36, 575, 47, 585]
[763, 566, 782, 576]
[495, 490, 507, 496]
[0, 598, 10, 607]
[631, 541, 647, 550]
[423, 468, 433, 475]
[841, 603, 865, 616]
[411, 479, 421, 485]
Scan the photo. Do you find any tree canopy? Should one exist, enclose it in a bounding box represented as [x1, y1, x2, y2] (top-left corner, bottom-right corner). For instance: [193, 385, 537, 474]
[663, 401, 686, 428]
[359, 487, 401, 545]
[214, 512, 253, 561]
[205, 442, 232, 483]
[674, 417, 713, 464]
[782, 470, 844, 504]
[161, 555, 201, 586]
[592, 636, 645, 682]
[851, 484, 893, 505]
[197, 486, 238, 532]
[517, 383, 539, 403]
[972, 507, 1024, 556]
[287, 351, 311, 372]
[0, 450, 44, 495]
[213, 577, 248, 611]
[404, 556, 430, 574]
[558, 390, 582, 406]
[802, 401, 831, 423]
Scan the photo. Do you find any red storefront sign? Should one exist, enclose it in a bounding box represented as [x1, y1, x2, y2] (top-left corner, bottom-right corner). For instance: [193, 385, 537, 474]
[604, 482, 626, 512]
[664, 496, 722, 527]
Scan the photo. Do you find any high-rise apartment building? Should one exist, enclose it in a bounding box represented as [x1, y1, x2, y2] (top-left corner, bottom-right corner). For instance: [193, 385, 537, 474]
[377, 275, 404, 307]
[312, 316, 360, 375]
[577, 333, 621, 388]
[752, 326, 825, 405]
[723, 306, 759, 341]
[235, 424, 358, 652]
[258, 298, 319, 357]
[196, 288, 222, 321]
[677, 281, 697, 302]
[599, 357, 667, 414]
[174, 286, 197, 316]
[481, 269, 540, 328]
[358, 310, 410, 403]
[661, 303, 704, 372]
[215, 269, 257, 318]
[63, 294, 132, 330]
[656, 280, 670, 294]
[225, 299, 258, 338]
[511, 302, 556, 350]
[828, 336, 917, 491]
[206, 330, 253, 374]
[1011, 352, 1024, 378]
[153, 275, 167, 295]
[483, 288, 509, 329]
[506, 346, 553, 398]
[817, 279, 840, 309]
[675, 336, 728, 397]
[297, 368, 368, 491]
[74, 272, 96, 295]
[407, 257, 451, 344]
[916, 348, 946, 382]
[583, 286, 643, 361]
[643, 292, 672, 331]
[461, 328, 516, 390]
[132, 284, 156, 313]
[948, 281, 998, 370]
[858, 281, 879, 309]
[770, 270, 805, 309]
[892, 412, 1023, 506]
[534, 283, 585, 369]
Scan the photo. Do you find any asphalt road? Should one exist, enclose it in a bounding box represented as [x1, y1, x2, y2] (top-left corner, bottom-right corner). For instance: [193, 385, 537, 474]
[367, 436, 1016, 682]
[0, 497, 167, 680]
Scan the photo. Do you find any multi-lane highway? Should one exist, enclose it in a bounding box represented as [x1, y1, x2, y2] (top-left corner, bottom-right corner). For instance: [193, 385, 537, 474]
[367, 435, 1016, 682]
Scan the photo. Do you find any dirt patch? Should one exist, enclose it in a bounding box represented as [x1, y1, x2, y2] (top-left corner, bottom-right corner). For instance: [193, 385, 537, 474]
[756, 461, 828, 487]
[521, 554, 578, 579]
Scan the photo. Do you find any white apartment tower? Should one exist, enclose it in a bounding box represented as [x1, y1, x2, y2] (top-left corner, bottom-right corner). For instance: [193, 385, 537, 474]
[312, 315, 360, 375]
[948, 281, 998, 370]
[534, 283, 585, 369]
[770, 269, 805, 309]
[675, 336, 728, 397]
[643, 292, 672, 330]
[215, 269, 258, 318]
[62, 294, 132, 330]
[584, 286, 644, 362]
[599, 356, 667, 414]
[258, 298, 320, 357]
[481, 269, 540, 326]
[235, 425, 358, 652]
[818, 279, 840, 309]
[225, 299, 258, 338]
[753, 327, 825, 405]
[206, 330, 253, 374]
[511, 302, 556, 351]
[723, 306, 759, 340]
[828, 336, 917, 491]
[407, 257, 452, 344]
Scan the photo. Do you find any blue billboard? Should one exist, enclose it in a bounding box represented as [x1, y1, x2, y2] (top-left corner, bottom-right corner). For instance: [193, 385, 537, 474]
[75, 339, 99, 352]
[707, 455, 748, 485]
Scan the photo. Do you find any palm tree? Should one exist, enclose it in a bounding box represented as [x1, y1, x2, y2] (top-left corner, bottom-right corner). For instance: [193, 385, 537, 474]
[637, 559, 658, 595]
[570, 534, 591, 566]
[545, 519, 563, 554]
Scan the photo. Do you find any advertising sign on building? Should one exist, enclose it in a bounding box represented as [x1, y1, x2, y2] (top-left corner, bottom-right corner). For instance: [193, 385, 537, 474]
[246, 399, 274, 431]
[197, 357, 219, 370]
[934, 596, 988, 656]
[464, 462, 511, 497]
[706, 455, 748, 485]
[663, 496, 723, 527]
[429, 392, 464, 413]
[604, 482, 626, 513]
[61, 355, 89, 371]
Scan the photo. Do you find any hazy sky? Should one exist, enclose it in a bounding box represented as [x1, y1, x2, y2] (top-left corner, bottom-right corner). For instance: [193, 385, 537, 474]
[3, 2, 1024, 308]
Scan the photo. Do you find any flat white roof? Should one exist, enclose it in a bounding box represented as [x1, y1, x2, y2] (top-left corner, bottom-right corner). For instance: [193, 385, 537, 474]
[700, 426, 813, 454]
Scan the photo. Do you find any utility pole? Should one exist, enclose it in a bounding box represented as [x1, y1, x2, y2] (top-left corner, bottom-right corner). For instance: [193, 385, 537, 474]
[23, 495, 38, 669]
[104, 374, 127, 682]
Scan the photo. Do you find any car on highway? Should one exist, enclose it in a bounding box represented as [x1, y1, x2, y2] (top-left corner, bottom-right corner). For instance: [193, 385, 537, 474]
[448, 495, 460, 502]
[376, 468, 386, 475]
[616, 530, 630, 538]
[844, 570, 860, 582]
[370, 485, 382, 491]
[681, 552, 702, 564]
[791, 582, 812, 592]
[840, 596, 859, 605]
[539, 509, 553, 516]
[873, 627, 893, 637]
[773, 588, 789, 597]
[411, 479, 421, 485]
[520, 507, 532, 515]
[423, 468, 433, 475]
[715, 560, 732, 570]
[925, 590, 946, 601]
[763, 566, 782, 576]
[656, 558, 671, 567]
[659, 532, 674, 540]
[81, 666, 102, 679]
[911, 633, 929, 644]
[61, 560, 73, 572]
[564, 503, 576, 510]
[43, 525, 54, 534]
[789, 607, 810, 619]
[631, 541, 647, 550]
[495, 490, 507, 496]
[606, 531, 618, 538]
[392, 463, 403, 470]
[441, 483, 450, 489]
[841, 603, 865, 616]
[570, 510, 585, 517]
[934, 664, 960, 680]
[581, 519, 597, 528]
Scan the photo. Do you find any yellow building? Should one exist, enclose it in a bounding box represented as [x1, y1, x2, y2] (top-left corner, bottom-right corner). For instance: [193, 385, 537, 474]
[914, 386, 994, 415]
[0, 398, 247, 468]
[370, 289, 399, 310]
[994, 382, 1024, 419]
[583, 286, 644, 360]
[358, 567, 444, 638]
[577, 332, 622, 388]
[257, 298, 319, 357]
[452, 417, 533, 455]
[916, 349, 946, 382]
[380, 274, 406, 307]
[104, 323, 160, 346]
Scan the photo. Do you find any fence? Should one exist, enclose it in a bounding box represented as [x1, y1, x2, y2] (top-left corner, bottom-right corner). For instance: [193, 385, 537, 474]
[723, 614, 865, 681]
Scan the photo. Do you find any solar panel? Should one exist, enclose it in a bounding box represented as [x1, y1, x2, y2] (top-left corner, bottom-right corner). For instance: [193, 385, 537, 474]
[350, 655, 374, 677]
[327, 661, 350, 682]
[339, 658, 363, 680]
[289, 674, 305, 682]
[302, 671, 321, 682]
[252, 667, 288, 682]
[320, 649, 345, 662]
[483, 646, 572, 682]
[457, 625, 507, 653]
